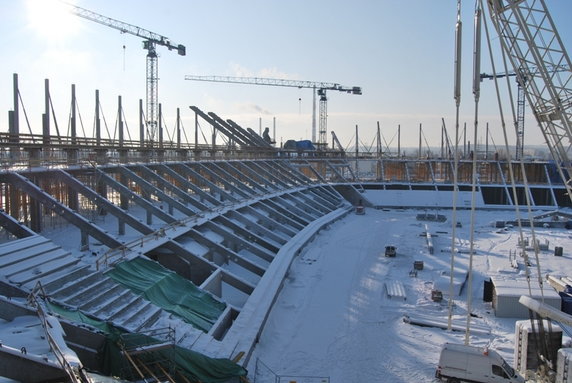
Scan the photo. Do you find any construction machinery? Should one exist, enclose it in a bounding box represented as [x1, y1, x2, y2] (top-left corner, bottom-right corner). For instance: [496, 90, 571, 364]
[483, 0, 572, 379]
[184, 75, 362, 149]
[484, 0, 572, 201]
[480, 66, 570, 161]
[480, 69, 527, 160]
[63, 2, 186, 143]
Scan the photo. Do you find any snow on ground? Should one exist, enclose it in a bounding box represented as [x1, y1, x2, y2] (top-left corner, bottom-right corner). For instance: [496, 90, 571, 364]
[247, 207, 572, 383]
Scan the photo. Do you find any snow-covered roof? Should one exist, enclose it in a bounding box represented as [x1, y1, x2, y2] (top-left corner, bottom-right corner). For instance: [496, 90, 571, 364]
[491, 276, 560, 299]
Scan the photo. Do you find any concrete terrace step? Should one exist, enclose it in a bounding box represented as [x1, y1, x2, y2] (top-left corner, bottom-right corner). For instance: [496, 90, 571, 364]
[89, 288, 133, 315]
[78, 284, 125, 312]
[133, 306, 163, 332]
[0, 247, 70, 278]
[35, 265, 93, 293]
[8, 254, 81, 285]
[106, 295, 146, 323]
[46, 270, 102, 299]
[0, 235, 51, 260]
[0, 241, 62, 271]
[116, 300, 158, 331]
[95, 291, 142, 320]
[64, 278, 118, 307]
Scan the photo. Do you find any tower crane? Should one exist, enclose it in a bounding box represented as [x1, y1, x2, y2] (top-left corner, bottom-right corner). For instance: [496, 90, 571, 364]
[63, 2, 186, 143]
[184, 75, 362, 149]
[480, 69, 527, 160]
[484, 0, 572, 200]
[480, 66, 570, 161]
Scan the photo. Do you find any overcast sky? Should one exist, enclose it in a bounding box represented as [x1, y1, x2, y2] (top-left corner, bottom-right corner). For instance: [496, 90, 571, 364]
[1, 0, 571, 151]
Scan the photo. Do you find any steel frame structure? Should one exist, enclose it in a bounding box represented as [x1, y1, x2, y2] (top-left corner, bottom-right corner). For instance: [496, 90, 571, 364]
[485, 0, 572, 198]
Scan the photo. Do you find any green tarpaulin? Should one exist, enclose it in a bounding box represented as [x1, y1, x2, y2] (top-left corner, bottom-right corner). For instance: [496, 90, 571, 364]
[106, 256, 226, 332]
[46, 301, 247, 383]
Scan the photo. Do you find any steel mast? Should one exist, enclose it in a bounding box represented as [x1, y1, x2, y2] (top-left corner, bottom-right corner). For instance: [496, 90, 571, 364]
[64, 2, 186, 143]
[184, 75, 362, 149]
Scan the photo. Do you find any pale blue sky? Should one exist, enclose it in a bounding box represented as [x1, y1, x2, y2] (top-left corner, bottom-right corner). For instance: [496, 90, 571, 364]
[1, 0, 571, 151]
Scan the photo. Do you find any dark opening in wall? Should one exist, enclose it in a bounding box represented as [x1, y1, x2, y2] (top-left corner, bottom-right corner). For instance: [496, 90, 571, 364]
[530, 187, 554, 207]
[481, 186, 510, 205]
[554, 188, 572, 208]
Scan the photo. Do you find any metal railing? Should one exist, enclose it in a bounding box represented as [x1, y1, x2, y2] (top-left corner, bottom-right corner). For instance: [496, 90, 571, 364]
[27, 282, 91, 383]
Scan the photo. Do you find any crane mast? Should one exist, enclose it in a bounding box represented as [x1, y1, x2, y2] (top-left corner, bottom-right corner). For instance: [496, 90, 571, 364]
[64, 2, 186, 143]
[480, 70, 527, 160]
[485, 0, 572, 198]
[184, 75, 361, 149]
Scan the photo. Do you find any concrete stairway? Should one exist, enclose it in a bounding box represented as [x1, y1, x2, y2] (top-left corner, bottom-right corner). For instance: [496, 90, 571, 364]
[0, 236, 187, 335]
[0, 235, 81, 287]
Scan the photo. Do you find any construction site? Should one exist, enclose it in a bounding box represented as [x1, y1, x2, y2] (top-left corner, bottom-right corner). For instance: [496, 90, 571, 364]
[1, 0, 572, 382]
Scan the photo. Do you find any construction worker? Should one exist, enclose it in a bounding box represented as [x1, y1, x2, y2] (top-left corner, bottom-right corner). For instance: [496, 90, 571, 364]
[263, 127, 272, 144]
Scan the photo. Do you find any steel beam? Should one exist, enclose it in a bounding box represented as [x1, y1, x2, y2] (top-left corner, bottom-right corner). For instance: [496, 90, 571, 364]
[257, 200, 308, 229]
[218, 162, 270, 194]
[244, 160, 290, 189]
[231, 162, 280, 192]
[95, 169, 176, 224]
[208, 112, 260, 147]
[55, 169, 154, 235]
[186, 228, 266, 276]
[203, 221, 275, 263]
[152, 163, 220, 207]
[132, 165, 203, 213]
[291, 190, 332, 214]
[213, 214, 281, 253]
[269, 160, 313, 185]
[2, 172, 121, 249]
[225, 210, 288, 246]
[114, 166, 196, 217]
[273, 195, 316, 222]
[205, 162, 259, 196]
[282, 192, 326, 217]
[176, 163, 237, 203]
[0, 209, 36, 238]
[238, 206, 296, 238]
[226, 119, 271, 148]
[189, 106, 250, 147]
[194, 163, 251, 199]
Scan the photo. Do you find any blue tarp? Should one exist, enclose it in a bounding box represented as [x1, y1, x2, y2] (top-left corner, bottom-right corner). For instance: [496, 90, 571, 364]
[283, 139, 315, 151]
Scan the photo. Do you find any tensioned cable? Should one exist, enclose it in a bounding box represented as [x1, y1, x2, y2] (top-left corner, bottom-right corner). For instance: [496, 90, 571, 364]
[481, 0, 530, 295]
[497, 41, 545, 300]
[465, 0, 482, 345]
[448, 0, 463, 331]
[496, 16, 546, 300]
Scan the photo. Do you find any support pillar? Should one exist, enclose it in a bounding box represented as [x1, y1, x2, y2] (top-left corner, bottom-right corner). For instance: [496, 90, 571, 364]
[67, 84, 79, 166]
[157, 103, 165, 162]
[29, 179, 42, 233]
[95, 90, 101, 147]
[119, 171, 128, 236]
[10, 74, 20, 160]
[80, 230, 89, 251]
[43, 79, 50, 146]
[139, 98, 144, 149]
[194, 109, 200, 161]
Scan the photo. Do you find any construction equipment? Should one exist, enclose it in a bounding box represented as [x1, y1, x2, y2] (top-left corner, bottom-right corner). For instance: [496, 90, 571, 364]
[63, 2, 186, 143]
[184, 75, 362, 149]
[484, 0, 572, 201]
[331, 131, 346, 155]
[480, 66, 570, 160]
[480, 69, 527, 160]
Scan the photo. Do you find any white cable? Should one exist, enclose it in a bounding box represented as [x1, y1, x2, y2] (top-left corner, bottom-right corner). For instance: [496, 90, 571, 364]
[448, 0, 463, 331]
[465, 0, 482, 345]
